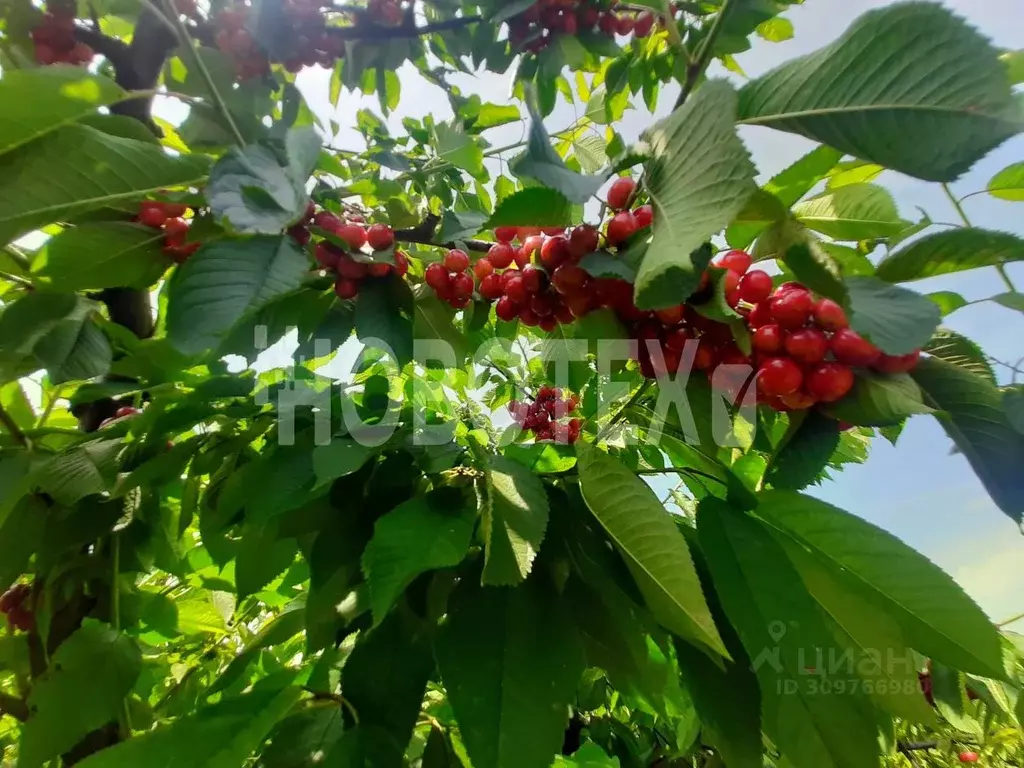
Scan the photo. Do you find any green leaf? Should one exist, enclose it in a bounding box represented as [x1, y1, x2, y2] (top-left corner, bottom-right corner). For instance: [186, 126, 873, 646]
[484, 187, 574, 229]
[756, 490, 1006, 680]
[33, 439, 121, 505]
[766, 411, 841, 491]
[554, 742, 620, 768]
[736, 3, 1022, 181]
[781, 242, 846, 303]
[1002, 49, 1024, 84]
[206, 127, 318, 235]
[578, 249, 638, 282]
[993, 291, 1024, 312]
[930, 661, 980, 734]
[698, 499, 883, 768]
[33, 222, 170, 291]
[210, 608, 306, 695]
[432, 121, 485, 177]
[166, 235, 310, 356]
[480, 454, 549, 586]
[876, 228, 1024, 282]
[414, 293, 469, 368]
[312, 438, 376, 488]
[635, 80, 756, 310]
[0, 495, 46, 595]
[576, 444, 727, 657]
[75, 687, 304, 768]
[435, 575, 585, 768]
[923, 328, 996, 383]
[0, 124, 210, 246]
[845, 276, 942, 355]
[259, 708, 344, 768]
[826, 370, 933, 427]
[912, 356, 1024, 526]
[926, 291, 969, 317]
[355, 275, 414, 368]
[987, 161, 1024, 201]
[766, 145, 844, 208]
[792, 184, 907, 240]
[20, 622, 141, 768]
[362, 490, 474, 625]
[236, 519, 297, 600]
[0, 66, 124, 157]
[437, 210, 487, 242]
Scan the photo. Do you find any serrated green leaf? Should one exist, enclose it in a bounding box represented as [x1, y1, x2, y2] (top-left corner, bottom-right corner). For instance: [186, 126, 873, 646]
[793, 184, 907, 241]
[432, 121, 485, 177]
[876, 228, 1024, 282]
[312, 438, 376, 488]
[826, 371, 934, 427]
[782, 243, 846, 303]
[235, 519, 297, 600]
[435, 575, 585, 768]
[210, 608, 306, 695]
[635, 80, 756, 310]
[414, 293, 469, 368]
[912, 356, 1024, 526]
[993, 291, 1024, 312]
[845, 276, 942, 355]
[0, 495, 46, 593]
[355, 275, 414, 368]
[926, 291, 968, 317]
[737, 3, 1023, 181]
[33, 439, 121, 505]
[481, 454, 549, 586]
[923, 328, 996, 383]
[766, 411, 841, 491]
[484, 187, 574, 229]
[33, 222, 170, 291]
[577, 444, 726, 657]
[930, 661, 982, 734]
[987, 161, 1024, 201]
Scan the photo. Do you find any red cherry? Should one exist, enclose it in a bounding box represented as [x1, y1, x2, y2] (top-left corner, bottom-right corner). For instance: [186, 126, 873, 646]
[520, 265, 546, 294]
[654, 305, 684, 326]
[367, 262, 391, 278]
[540, 236, 571, 270]
[451, 272, 474, 299]
[313, 211, 343, 232]
[393, 250, 409, 278]
[812, 298, 849, 331]
[606, 211, 639, 246]
[163, 217, 190, 245]
[607, 177, 637, 210]
[520, 235, 545, 262]
[554, 303, 574, 324]
[831, 329, 881, 367]
[496, 295, 519, 321]
[958, 753, 979, 764]
[530, 294, 553, 317]
[138, 203, 169, 228]
[723, 268, 742, 299]
[425, 262, 451, 292]
[541, 226, 564, 236]
[494, 226, 518, 243]
[444, 249, 470, 273]
[757, 357, 803, 397]
[519, 307, 540, 327]
[479, 273, 504, 300]
[569, 224, 600, 258]
[538, 315, 558, 332]
[747, 302, 773, 329]
[566, 293, 592, 319]
[473, 258, 495, 280]
[449, 295, 471, 310]
[768, 288, 813, 329]
[738, 270, 773, 304]
[338, 223, 367, 250]
[315, 242, 341, 269]
[487, 242, 516, 269]
[504, 275, 528, 304]
[874, 350, 921, 374]
[778, 390, 817, 411]
[615, 13, 634, 35]
[805, 362, 855, 403]
[334, 278, 360, 300]
[715, 250, 752, 274]
[633, 10, 655, 37]
[752, 324, 785, 354]
[634, 205, 653, 229]
[337, 255, 368, 280]
[518, 226, 542, 239]
[784, 328, 829, 365]
[598, 11, 617, 35]
[115, 406, 139, 418]
[366, 223, 394, 251]
[552, 263, 588, 295]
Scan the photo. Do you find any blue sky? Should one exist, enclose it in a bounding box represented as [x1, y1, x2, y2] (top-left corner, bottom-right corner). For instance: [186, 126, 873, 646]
[265, 0, 1024, 619]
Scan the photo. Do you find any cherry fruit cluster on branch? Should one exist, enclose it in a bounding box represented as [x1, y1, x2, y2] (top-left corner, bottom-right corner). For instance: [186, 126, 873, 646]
[31, 4, 93, 65]
[99, 405, 142, 430]
[509, 387, 582, 444]
[314, 210, 409, 299]
[137, 200, 201, 264]
[0, 583, 33, 633]
[506, 0, 665, 53]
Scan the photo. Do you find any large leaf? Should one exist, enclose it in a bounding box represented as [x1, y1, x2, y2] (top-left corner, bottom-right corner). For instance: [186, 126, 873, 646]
[576, 444, 726, 657]
[736, 3, 1022, 181]
[362, 490, 474, 625]
[792, 184, 907, 241]
[765, 411, 841, 491]
[19, 622, 141, 768]
[876, 228, 1024, 282]
[0, 124, 210, 245]
[826, 370, 933, 427]
[845, 276, 942, 356]
[435, 575, 585, 768]
[209, 608, 306, 694]
[32, 439, 121, 505]
[235, 519, 297, 600]
[912, 356, 1024, 526]
[0, 66, 124, 156]
[635, 80, 756, 310]
[33, 222, 170, 291]
[923, 328, 996, 383]
[987, 161, 1024, 201]
[166, 235, 310, 355]
[75, 687, 304, 768]
[355, 275, 414, 368]
[755, 490, 1006, 679]
[484, 187, 574, 229]
[698, 499, 883, 768]
[431, 122, 485, 177]
[480, 454, 549, 586]
[207, 127, 319, 234]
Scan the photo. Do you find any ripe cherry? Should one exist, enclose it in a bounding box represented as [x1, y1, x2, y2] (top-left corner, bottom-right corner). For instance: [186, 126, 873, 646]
[752, 324, 785, 354]
[958, 752, 979, 764]
[633, 11, 655, 37]
[530, 294, 553, 317]
[607, 177, 637, 210]
[519, 307, 540, 327]
[812, 297, 849, 331]
[115, 406, 140, 418]
[723, 269, 742, 304]
[758, 357, 803, 397]
[479, 273, 504, 299]
[715, 249, 752, 274]
[552, 263, 588, 295]
[367, 262, 391, 278]
[634, 204, 653, 229]
[495, 295, 519, 321]
[313, 211, 343, 232]
[520, 235, 545, 262]
[655, 304, 684, 326]
[778, 390, 817, 411]
[473, 258, 495, 280]
[336, 255, 368, 280]
[444, 249, 470, 273]
[487, 242, 516, 269]
[520, 265, 546, 294]
[425, 262, 451, 292]
[541, 226, 564, 236]
[831, 329, 881, 367]
[606, 211, 639, 246]
[768, 288, 813, 329]
[334, 278, 360, 300]
[785, 327, 829, 365]
[540, 236, 571, 270]
[494, 226, 518, 243]
[393, 250, 409, 278]
[569, 224, 600, 258]
[138, 203, 169, 228]
[315, 243, 340, 269]
[747, 302, 773, 329]
[338, 223, 367, 250]
[738, 270, 773, 304]
[366, 223, 394, 251]
[163, 217, 189, 245]
[805, 362, 855, 403]
[451, 272, 474, 299]
[504, 275, 528, 304]
[874, 350, 921, 374]
[615, 13, 634, 35]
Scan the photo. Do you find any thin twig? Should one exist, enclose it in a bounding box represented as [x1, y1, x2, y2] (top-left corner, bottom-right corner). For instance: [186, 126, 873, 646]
[943, 184, 1017, 291]
[0, 404, 31, 449]
[594, 379, 654, 443]
[997, 610, 1024, 628]
[486, 362, 534, 402]
[674, 0, 735, 108]
[0, 271, 32, 289]
[393, 213, 491, 253]
[2, 245, 31, 272]
[635, 467, 726, 485]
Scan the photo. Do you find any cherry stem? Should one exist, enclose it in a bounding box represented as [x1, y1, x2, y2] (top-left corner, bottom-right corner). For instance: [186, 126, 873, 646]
[944, 183, 1017, 292]
[0, 403, 31, 450]
[675, 0, 735, 109]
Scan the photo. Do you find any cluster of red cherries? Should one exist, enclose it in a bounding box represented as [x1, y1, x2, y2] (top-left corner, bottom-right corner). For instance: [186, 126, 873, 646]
[0, 583, 33, 633]
[313, 211, 408, 299]
[137, 201, 201, 264]
[31, 5, 93, 66]
[508, 387, 582, 444]
[99, 405, 142, 430]
[507, 1, 663, 53]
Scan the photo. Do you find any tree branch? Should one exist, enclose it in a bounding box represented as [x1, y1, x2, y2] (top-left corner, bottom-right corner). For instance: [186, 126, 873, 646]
[0, 692, 28, 722]
[393, 213, 492, 253]
[73, 23, 131, 67]
[0, 403, 31, 449]
[674, 0, 735, 108]
[325, 15, 482, 40]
